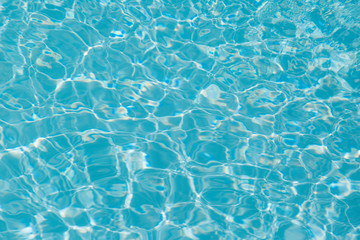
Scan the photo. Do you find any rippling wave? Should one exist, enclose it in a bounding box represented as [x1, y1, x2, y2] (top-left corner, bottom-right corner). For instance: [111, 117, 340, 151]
[0, 0, 359, 239]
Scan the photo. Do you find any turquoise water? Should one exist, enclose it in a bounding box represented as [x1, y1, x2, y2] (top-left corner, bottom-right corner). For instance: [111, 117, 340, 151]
[0, 0, 360, 239]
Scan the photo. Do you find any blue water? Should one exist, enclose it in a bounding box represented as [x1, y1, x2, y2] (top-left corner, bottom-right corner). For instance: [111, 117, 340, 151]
[0, 0, 360, 239]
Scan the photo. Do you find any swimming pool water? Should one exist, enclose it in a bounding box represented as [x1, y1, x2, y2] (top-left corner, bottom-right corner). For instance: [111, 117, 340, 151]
[0, 0, 360, 239]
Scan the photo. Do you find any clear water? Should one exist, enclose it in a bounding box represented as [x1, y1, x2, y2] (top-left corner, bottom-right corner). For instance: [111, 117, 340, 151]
[0, 0, 359, 239]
